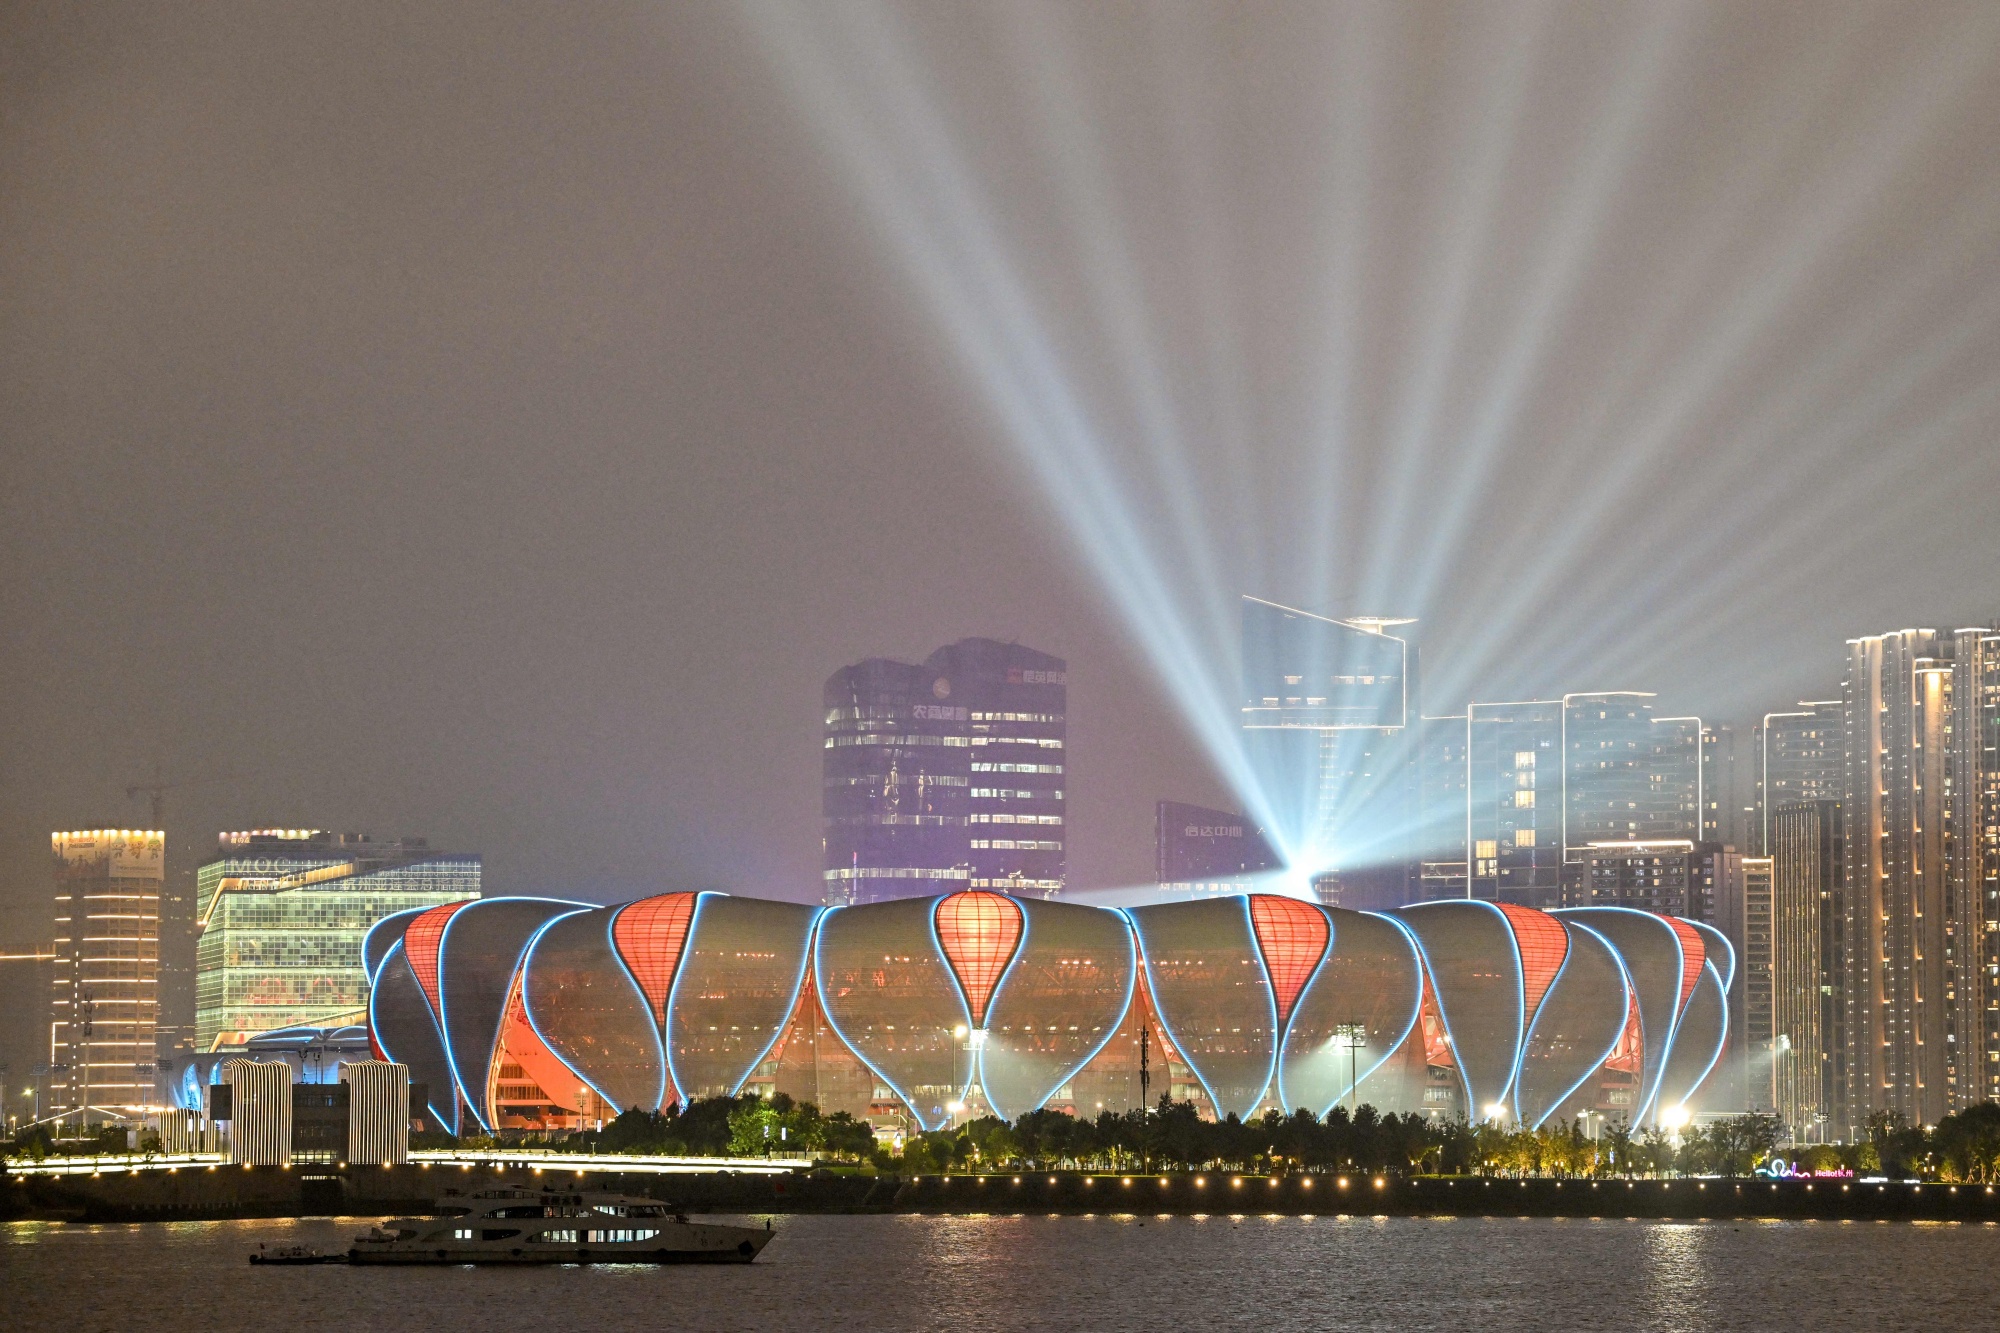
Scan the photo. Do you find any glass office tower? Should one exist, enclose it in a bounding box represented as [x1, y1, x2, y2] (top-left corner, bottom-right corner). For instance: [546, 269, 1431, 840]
[195, 830, 479, 1050]
[1239, 596, 1417, 907]
[822, 639, 1066, 906]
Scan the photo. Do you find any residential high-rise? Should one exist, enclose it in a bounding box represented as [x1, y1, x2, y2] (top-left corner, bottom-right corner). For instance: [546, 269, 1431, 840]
[1416, 715, 1469, 896]
[1585, 839, 1733, 921]
[1701, 723, 1746, 849]
[1563, 694, 1702, 859]
[1240, 596, 1418, 904]
[52, 829, 164, 1121]
[1154, 802, 1282, 898]
[1948, 627, 2000, 1108]
[1842, 629, 1951, 1128]
[1771, 800, 1842, 1139]
[1752, 701, 1843, 856]
[1465, 701, 1562, 906]
[195, 830, 480, 1050]
[1715, 854, 1775, 1112]
[822, 639, 1065, 907]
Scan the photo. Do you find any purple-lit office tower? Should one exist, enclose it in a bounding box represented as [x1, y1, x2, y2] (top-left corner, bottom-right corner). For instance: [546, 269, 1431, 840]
[823, 639, 1065, 907]
[1240, 596, 1420, 910]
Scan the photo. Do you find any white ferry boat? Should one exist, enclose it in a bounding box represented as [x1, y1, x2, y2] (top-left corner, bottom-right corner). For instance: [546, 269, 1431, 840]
[348, 1187, 776, 1265]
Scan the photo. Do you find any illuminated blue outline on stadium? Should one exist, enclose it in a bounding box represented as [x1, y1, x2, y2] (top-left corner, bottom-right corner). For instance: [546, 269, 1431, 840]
[1520, 921, 1634, 1129]
[602, 900, 673, 1111]
[368, 937, 458, 1131]
[1661, 959, 1730, 1113]
[1389, 909, 1470, 1112]
[973, 899, 1140, 1120]
[1264, 899, 1332, 1113]
[1648, 921, 1697, 1126]
[363, 907, 429, 988]
[1510, 917, 1576, 1124]
[1013, 899, 1140, 1117]
[436, 897, 588, 1136]
[1558, 905, 1686, 1125]
[1488, 902, 1533, 1110]
[723, 904, 822, 1099]
[659, 892, 719, 1114]
[954, 893, 1028, 1117]
[925, 895, 981, 1118]
[509, 905, 636, 1118]
[1685, 918, 1736, 994]
[1124, 905, 1259, 1121]
[1396, 900, 1523, 1118]
[1283, 910, 1424, 1116]
[811, 901, 955, 1133]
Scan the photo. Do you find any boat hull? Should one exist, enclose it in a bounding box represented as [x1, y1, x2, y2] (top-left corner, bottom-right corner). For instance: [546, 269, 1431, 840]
[349, 1227, 774, 1265]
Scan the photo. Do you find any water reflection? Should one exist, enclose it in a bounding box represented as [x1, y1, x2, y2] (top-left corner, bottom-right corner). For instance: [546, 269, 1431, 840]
[3, 1212, 1994, 1332]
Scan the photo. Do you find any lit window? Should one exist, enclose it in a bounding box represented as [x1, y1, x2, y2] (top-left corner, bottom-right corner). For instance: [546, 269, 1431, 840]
[1474, 840, 1497, 860]
[1515, 752, 1536, 769]
[1514, 790, 1535, 808]
[1514, 829, 1536, 847]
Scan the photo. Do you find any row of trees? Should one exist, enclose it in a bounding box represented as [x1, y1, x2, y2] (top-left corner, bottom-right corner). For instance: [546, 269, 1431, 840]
[18, 1094, 1999, 1182]
[517, 1094, 1790, 1178]
[523, 1097, 2000, 1182]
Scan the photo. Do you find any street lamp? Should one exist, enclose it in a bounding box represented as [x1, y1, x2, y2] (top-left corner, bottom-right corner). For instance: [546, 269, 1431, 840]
[1331, 1024, 1367, 1114]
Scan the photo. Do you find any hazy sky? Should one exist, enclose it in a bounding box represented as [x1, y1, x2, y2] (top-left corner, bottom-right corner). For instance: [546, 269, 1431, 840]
[5, 2, 2000, 940]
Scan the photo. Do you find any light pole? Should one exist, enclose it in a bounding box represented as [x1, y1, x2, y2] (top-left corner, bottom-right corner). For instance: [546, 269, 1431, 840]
[1332, 1024, 1367, 1115]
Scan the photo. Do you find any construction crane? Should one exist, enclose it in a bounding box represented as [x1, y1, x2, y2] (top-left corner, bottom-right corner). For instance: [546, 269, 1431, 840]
[124, 767, 248, 831]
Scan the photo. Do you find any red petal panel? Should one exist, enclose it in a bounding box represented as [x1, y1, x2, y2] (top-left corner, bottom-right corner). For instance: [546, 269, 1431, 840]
[404, 900, 472, 1019]
[1248, 894, 1331, 1028]
[612, 893, 697, 1027]
[1493, 902, 1570, 1021]
[935, 890, 1024, 1028]
[1666, 917, 1707, 1011]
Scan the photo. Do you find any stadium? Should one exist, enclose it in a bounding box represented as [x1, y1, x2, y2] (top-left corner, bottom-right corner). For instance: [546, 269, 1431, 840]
[363, 891, 1730, 1138]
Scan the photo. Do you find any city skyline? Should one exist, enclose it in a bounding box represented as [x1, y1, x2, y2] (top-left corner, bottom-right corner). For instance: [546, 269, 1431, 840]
[6, 6, 2000, 945]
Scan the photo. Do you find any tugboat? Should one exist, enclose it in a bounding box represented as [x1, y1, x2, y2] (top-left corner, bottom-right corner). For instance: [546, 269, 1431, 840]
[346, 1187, 776, 1265]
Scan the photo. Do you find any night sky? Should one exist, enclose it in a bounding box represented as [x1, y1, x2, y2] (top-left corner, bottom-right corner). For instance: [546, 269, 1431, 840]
[5, 3, 2000, 942]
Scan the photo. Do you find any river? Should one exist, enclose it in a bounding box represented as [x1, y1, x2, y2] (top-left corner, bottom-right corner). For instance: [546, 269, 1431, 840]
[5, 1211, 1995, 1331]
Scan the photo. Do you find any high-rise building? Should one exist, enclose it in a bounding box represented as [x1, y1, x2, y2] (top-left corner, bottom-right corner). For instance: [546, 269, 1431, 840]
[1701, 723, 1747, 849]
[1562, 694, 1702, 859]
[51, 829, 164, 1121]
[195, 830, 480, 1050]
[1948, 627, 2000, 1108]
[822, 639, 1066, 907]
[1841, 629, 1952, 1128]
[1240, 596, 1418, 901]
[1416, 715, 1469, 896]
[1155, 802, 1282, 897]
[1451, 694, 1707, 909]
[1465, 701, 1563, 906]
[1715, 855, 1775, 1112]
[1771, 799, 1842, 1139]
[1585, 839, 1733, 922]
[1752, 701, 1843, 856]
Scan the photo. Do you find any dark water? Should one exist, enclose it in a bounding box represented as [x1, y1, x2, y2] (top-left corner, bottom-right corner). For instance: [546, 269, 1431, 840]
[5, 1211, 1996, 1332]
